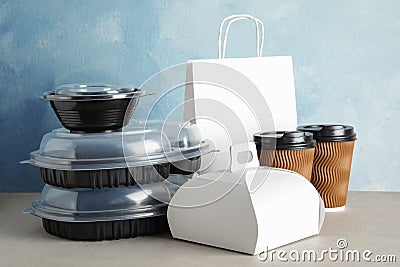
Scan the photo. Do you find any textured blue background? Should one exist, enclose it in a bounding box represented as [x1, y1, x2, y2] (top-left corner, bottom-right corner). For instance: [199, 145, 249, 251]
[0, 0, 399, 192]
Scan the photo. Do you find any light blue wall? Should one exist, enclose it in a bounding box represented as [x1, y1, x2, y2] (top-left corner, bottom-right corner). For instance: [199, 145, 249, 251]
[0, 0, 399, 192]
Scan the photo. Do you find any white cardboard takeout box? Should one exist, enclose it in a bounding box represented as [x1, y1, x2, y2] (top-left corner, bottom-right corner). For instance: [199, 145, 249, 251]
[168, 143, 325, 255]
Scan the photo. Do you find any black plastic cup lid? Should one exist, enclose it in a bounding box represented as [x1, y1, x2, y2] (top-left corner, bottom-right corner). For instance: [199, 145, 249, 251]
[297, 124, 357, 142]
[253, 131, 316, 150]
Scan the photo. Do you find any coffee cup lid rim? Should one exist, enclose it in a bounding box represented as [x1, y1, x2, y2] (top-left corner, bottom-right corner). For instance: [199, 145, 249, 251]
[253, 131, 317, 150]
[297, 124, 357, 142]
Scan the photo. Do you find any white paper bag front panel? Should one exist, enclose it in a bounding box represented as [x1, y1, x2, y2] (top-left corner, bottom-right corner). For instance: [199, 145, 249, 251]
[191, 83, 258, 147]
[189, 56, 297, 135]
[187, 56, 297, 172]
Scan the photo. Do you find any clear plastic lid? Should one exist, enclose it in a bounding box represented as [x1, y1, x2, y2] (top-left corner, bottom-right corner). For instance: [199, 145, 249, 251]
[24, 121, 210, 170]
[42, 83, 146, 101]
[25, 175, 188, 222]
[55, 83, 136, 96]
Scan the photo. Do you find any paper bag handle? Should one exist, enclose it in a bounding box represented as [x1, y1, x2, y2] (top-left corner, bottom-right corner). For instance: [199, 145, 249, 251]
[218, 14, 265, 59]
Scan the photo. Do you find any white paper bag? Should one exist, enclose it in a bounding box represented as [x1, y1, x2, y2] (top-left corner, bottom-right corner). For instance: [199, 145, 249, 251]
[184, 15, 297, 173]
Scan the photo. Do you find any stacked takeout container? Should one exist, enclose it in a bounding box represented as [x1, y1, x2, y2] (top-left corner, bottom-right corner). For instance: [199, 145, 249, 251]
[22, 83, 211, 240]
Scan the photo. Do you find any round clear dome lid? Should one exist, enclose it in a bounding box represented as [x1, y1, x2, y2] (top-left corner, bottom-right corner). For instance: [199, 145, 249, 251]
[25, 175, 188, 222]
[55, 83, 136, 96]
[25, 121, 211, 170]
[42, 83, 146, 101]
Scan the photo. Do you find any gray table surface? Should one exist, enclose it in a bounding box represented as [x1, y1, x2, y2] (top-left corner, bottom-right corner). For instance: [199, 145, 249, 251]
[0, 192, 399, 267]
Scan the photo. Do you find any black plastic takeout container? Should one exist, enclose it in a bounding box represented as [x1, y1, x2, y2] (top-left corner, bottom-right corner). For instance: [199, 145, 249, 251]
[25, 181, 185, 240]
[42, 216, 169, 241]
[23, 122, 210, 189]
[42, 83, 146, 133]
[39, 160, 202, 189]
[39, 164, 170, 189]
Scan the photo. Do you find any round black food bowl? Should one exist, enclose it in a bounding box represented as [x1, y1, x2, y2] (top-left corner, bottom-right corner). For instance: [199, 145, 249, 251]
[49, 98, 138, 133]
[42, 84, 146, 133]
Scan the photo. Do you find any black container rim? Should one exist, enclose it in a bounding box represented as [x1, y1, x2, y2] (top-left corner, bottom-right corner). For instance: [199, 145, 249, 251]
[253, 131, 317, 150]
[297, 124, 357, 142]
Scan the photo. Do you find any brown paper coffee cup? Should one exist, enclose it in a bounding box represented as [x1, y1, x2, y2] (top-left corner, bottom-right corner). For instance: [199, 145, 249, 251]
[297, 125, 357, 210]
[257, 148, 315, 181]
[311, 141, 355, 208]
[254, 131, 316, 181]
